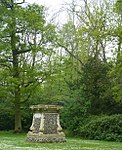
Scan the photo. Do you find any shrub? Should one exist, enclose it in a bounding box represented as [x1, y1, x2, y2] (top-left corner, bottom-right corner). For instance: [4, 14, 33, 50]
[80, 114, 122, 141]
[61, 86, 90, 136]
[0, 108, 14, 130]
[0, 106, 32, 131]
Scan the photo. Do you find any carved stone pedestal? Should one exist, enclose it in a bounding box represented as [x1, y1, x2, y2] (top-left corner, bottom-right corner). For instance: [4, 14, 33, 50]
[27, 104, 66, 143]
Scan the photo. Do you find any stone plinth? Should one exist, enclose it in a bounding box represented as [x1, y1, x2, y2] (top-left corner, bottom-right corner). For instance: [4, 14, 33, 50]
[27, 104, 66, 143]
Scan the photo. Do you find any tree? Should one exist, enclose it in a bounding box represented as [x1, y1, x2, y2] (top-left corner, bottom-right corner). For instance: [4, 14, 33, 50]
[81, 57, 115, 114]
[108, 0, 122, 103]
[57, 0, 122, 122]
[0, 0, 56, 132]
[109, 59, 122, 103]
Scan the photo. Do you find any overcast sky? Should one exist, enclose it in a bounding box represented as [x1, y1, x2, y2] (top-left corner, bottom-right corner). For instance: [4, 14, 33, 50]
[24, 0, 83, 24]
[25, 0, 69, 24]
[25, 0, 66, 11]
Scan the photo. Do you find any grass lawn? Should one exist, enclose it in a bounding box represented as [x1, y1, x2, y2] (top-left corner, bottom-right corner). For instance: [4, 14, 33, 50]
[0, 132, 122, 150]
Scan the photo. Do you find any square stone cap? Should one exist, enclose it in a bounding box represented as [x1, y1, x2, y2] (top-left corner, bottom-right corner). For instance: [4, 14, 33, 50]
[30, 104, 63, 111]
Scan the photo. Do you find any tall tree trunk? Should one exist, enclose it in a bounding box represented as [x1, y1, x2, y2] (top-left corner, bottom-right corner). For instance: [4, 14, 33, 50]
[10, 0, 22, 132]
[12, 50, 22, 132]
[14, 95, 22, 132]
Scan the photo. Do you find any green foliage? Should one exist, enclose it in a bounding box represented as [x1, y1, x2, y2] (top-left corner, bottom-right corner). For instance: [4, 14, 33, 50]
[0, 0, 57, 131]
[0, 99, 32, 131]
[109, 54, 122, 103]
[0, 108, 14, 131]
[61, 83, 90, 136]
[114, 0, 122, 15]
[82, 57, 114, 115]
[80, 114, 122, 141]
[21, 108, 32, 132]
[0, 0, 122, 134]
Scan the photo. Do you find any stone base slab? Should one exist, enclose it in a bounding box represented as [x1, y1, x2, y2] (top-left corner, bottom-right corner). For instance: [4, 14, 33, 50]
[27, 132, 66, 143]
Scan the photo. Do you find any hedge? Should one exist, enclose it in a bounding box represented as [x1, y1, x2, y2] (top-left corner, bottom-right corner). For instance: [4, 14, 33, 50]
[80, 114, 122, 141]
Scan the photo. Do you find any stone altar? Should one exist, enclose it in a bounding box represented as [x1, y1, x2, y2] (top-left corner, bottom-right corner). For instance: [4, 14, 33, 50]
[27, 104, 66, 143]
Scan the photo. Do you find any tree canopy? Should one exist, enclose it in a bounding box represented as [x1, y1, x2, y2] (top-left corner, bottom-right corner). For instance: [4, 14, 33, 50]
[0, 0, 122, 134]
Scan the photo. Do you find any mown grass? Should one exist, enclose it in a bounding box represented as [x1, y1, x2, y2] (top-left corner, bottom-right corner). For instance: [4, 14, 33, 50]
[0, 131, 122, 150]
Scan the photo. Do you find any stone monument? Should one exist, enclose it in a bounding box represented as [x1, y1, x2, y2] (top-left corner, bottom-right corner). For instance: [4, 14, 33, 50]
[27, 104, 66, 142]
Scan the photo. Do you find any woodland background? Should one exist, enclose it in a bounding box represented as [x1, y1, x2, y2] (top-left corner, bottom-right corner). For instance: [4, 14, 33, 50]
[0, 0, 122, 141]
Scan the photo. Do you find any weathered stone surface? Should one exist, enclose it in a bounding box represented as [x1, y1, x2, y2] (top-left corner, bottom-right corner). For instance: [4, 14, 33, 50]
[27, 104, 66, 143]
[44, 113, 58, 134]
[27, 132, 66, 143]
